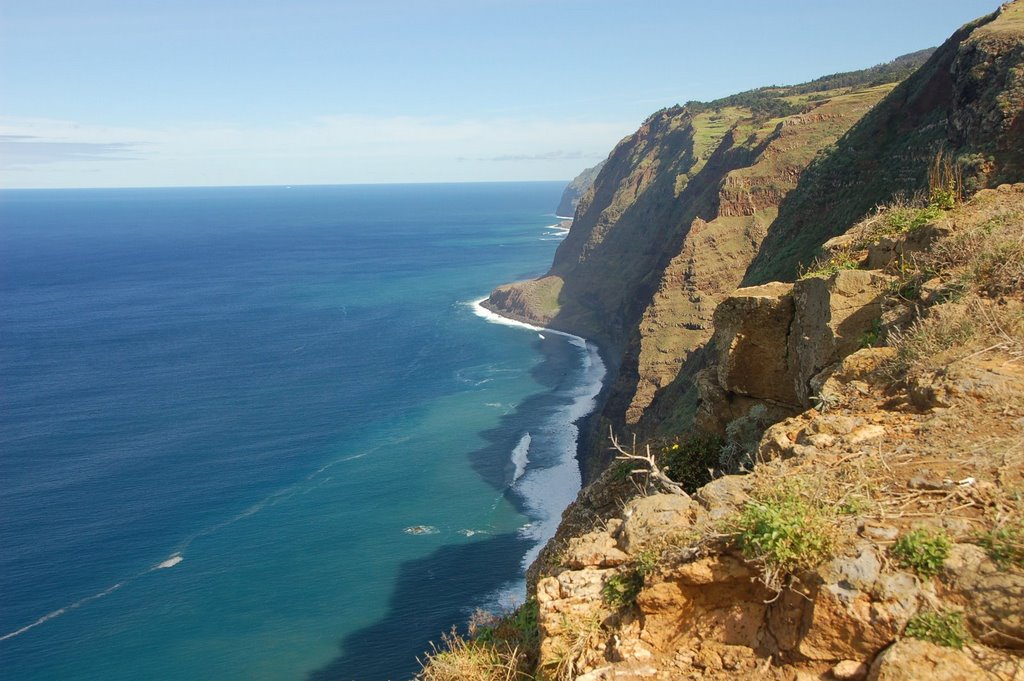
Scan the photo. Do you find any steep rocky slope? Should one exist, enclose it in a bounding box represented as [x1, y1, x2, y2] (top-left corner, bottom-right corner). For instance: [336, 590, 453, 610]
[639, 2, 1023, 451]
[486, 4, 1023, 474]
[486, 80, 902, 447]
[745, 2, 1024, 285]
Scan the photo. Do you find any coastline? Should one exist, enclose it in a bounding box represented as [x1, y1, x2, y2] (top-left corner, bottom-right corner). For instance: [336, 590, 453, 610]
[469, 297, 607, 571]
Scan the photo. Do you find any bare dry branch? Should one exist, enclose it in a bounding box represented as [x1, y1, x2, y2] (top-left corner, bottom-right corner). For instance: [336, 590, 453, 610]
[609, 427, 689, 496]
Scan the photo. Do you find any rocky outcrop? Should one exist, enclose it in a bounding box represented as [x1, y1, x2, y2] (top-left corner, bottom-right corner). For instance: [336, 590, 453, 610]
[528, 338, 1024, 679]
[557, 161, 607, 218]
[695, 268, 893, 436]
[487, 63, 909, 450]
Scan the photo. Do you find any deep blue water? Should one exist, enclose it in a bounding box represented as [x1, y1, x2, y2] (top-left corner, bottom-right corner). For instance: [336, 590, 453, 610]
[0, 183, 603, 681]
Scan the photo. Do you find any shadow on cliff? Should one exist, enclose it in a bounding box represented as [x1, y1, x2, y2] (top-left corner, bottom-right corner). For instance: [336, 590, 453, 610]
[304, 532, 531, 681]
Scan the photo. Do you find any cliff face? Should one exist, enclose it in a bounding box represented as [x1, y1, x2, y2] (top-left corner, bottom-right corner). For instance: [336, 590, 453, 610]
[488, 6, 1023, 464]
[485, 64, 924, 456]
[423, 182, 1024, 681]
[556, 161, 607, 218]
[744, 3, 1023, 285]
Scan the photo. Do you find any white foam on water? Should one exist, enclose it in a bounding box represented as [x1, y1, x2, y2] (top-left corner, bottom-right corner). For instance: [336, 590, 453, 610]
[510, 433, 532, 482]
[404, 525, 440, 535]
[156, 554, 183, 569]
[517, 336, 605, 569]
[0, 581, 125, 642]
[469, 298, 548, 333]
[467, 294, 607, 571]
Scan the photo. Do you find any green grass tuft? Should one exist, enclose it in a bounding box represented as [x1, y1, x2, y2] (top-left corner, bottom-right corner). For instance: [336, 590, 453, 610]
[905, 609, 970, 649]
[601, 571, 644, 609]
[798, 247, 860, 280]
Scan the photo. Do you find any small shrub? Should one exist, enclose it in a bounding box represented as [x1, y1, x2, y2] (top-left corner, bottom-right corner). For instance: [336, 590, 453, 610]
[634, 549, 659, 578]
[891, 528, 951, 578]
[609, 460, 635, 484]
[601, 570, 644, 609]
[977, 521, 1024, 569]
[905, 609, 969, 649]
[657, 432, 722, 492]
[928, 151, 963, 211]
[734, 489, 836, 589]
[719, 403, 772, 474]
[878, 204, 943, 236]
[811, 391, 842, 413]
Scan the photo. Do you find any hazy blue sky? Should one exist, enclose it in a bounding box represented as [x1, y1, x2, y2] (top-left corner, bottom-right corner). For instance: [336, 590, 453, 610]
[0, 0, 1003, 188]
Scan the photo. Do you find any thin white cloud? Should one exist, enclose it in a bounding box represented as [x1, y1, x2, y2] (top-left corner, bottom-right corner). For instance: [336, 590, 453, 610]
[0, 135, 142, 168]
[0, 115, 631, 187]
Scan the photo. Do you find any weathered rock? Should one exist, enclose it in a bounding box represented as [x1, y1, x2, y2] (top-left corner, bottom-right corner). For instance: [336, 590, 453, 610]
[670, 554, 753, 586]
[695, 475, 753, 520]
[865, 223, 953, 270]
[867, 639, 993, 681]
[619, 493, 693, 553]
[798, 546, 906, 661]
[695, 368, 799, 437]
[711, 282, 798, 406]
[637, 567, 772, 652]
[833, 659, 870, 680]
[812, 347, 896, 398]
[536, 568, 614, 674]
[944, 543, 1024, 649]
[789, 270, 895, 406]
[565, 529, 631, 569]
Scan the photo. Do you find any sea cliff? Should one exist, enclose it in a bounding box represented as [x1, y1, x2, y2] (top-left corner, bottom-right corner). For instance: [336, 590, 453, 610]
[422, 2, 1024, 679]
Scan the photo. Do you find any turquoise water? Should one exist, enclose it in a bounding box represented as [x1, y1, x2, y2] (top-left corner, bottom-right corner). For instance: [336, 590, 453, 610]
[0, 183, 603, 680]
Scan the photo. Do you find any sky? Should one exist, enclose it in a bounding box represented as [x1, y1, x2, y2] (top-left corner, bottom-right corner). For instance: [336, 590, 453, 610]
[0, 0, 1005, 189]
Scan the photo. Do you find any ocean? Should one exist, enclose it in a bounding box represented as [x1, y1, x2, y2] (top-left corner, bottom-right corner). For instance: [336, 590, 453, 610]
[0, 183, 604, 681]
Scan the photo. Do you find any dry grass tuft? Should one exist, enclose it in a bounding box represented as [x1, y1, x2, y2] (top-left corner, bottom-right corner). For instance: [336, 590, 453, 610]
[416, 630, 525, 681]
[924, 207, 1024, 296]
[546, 612, 603, 681]
[886, 296, 1024, 376]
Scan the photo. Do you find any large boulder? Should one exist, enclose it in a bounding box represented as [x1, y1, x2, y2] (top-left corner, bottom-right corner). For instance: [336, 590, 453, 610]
[710, 282, 798, 406]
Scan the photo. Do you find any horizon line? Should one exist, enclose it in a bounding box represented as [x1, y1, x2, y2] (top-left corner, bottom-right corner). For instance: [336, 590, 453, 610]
[0, 178, 573, 192]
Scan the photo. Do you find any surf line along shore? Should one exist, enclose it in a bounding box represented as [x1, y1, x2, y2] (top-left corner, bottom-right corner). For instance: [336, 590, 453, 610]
[469, 296, 607, 569]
